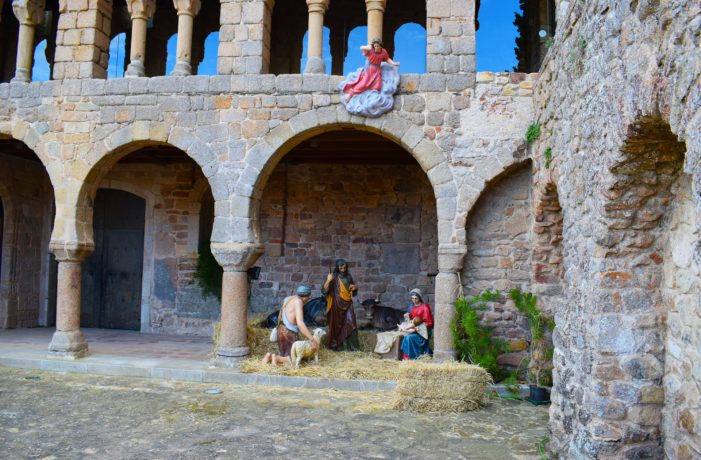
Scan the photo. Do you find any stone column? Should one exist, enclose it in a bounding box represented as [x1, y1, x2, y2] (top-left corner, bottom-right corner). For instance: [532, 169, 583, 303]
[364, 0, 386, 44]
[47, 242, 94, 359]
[125, 0, 157, 77]
[53, 0, 113, 80]
[170, 0, 201, 76]
[11, 0, 45, 83]
[211, 242, 264, 367]
[304, 0, 329, 74]
[433, 244, 467, 362]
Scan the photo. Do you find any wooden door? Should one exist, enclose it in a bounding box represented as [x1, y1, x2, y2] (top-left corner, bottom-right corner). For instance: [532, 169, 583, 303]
[81, 189, 145, 330]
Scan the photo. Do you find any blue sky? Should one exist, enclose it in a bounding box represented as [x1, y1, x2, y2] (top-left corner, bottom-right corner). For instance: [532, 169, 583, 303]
[32, 2, 521, 80]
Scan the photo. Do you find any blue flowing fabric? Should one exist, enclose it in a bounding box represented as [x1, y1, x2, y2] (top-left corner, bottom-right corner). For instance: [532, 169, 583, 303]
[339, 63, 400, 118]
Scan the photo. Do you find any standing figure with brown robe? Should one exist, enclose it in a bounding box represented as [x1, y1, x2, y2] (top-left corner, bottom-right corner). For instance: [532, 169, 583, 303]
[323, 259, 360, 351]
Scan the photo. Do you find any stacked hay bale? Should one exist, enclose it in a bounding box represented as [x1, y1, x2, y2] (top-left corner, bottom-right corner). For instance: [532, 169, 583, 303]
[393, 361, 491, 412]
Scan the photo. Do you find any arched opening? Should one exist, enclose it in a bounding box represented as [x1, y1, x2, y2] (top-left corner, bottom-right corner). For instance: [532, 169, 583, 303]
[144, 3, 177, 77]
[81, 144, 218, 335]
[342, 26, 367, 75]
[108, 5, 131, 79]
[190, 3, 219, 75]
[32, 0, 60, 81]
[0, 137, 56, 329]
[252, 128, 438, 316]
[382, 0, 425, 69]
[392, 23, 426, 74]
[461, 162, 541, 373]
[269, 0, 312, 75]
[0, 0, 20, 82]
[476, 0, 556, 72]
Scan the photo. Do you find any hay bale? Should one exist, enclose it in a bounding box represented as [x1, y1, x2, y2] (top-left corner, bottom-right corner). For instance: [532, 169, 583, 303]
[392, 361, 491, 413]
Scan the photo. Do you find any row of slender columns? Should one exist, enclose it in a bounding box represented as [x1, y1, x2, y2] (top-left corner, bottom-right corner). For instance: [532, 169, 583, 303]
[304, 0, 387, 74]
[123, 0, 204, 78]
[9, 0, 388, 80]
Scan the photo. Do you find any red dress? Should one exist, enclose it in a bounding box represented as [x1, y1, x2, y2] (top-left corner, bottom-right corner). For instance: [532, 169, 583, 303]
[342, 48, 389, 97]
[409, 303, 433, 329]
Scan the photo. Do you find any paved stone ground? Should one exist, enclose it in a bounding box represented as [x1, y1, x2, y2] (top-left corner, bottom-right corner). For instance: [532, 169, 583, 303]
[0, 367, 549, 459]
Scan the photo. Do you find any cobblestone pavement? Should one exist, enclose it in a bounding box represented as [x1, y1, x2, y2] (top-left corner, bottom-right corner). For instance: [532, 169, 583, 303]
[0, 367, 550, 459]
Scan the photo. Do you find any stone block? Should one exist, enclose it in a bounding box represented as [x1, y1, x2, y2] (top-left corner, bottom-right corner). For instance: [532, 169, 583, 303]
[276, 74, 303, 94]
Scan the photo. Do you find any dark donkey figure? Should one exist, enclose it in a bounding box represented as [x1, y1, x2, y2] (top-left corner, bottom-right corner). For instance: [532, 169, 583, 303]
[263, 296, 327, 329]
[361, 298, 406, 331]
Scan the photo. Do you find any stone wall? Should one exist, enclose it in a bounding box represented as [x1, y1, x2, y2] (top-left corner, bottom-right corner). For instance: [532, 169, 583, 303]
[461, 165, 532, 340]
[0, 153, 54, 329]
[100, 160, 219, 335]
[662, 173, 701, 459]
[253, 161, 437, 313]
[533, 0, 701, 457]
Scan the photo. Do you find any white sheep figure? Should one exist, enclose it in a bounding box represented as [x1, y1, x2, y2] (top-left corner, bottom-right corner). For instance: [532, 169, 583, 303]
[290, 328, 326, 369]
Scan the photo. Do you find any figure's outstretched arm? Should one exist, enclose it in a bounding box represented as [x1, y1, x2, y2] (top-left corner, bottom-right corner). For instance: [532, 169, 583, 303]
[386, 57, 400, 66]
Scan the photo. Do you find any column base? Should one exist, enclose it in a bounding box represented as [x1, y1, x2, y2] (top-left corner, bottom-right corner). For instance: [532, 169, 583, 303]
[125, 60, 146, 77]
[432, 349, 457, 363]
[48, 330, 89, 359]
[170, 61, 192, 76]
[304, 56, 326, 74]
[213, 346, 250, 367]
[11, 68, 31, 83]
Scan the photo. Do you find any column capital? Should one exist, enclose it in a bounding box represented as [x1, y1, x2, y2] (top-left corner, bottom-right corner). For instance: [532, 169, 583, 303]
[365, 0, 386, 13]
[12, 0, 45, 26]
[126, 0, 157, 21]
[211, 242, 264, 272]
[49, 240, 95, 263]
[173, 0, 201, 17]
[306, 0, 329, 14]
[437, 244, 467, 273]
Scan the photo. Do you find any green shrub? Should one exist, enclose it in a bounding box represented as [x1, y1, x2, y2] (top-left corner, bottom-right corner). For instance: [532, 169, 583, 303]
[508, 289, 555, 387]
[525, 123, 542, 143]
[195, 243, 223, 301]
[451, 289, 508, 380]
[543, 147, 553, 169]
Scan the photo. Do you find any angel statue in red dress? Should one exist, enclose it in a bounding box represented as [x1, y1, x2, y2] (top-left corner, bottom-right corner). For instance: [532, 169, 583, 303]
[339, 38, 400, 117]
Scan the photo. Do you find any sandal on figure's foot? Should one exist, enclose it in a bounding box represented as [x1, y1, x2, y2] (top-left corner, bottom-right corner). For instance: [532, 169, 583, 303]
[261, 352, 271, 364]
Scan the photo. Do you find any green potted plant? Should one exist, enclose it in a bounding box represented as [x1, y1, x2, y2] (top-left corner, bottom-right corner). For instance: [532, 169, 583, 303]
[508, 289, 555, 404]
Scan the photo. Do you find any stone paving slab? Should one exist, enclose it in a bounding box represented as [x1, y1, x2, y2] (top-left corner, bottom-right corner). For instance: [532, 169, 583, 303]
[0, 328, 397, 392]
[0, 367, 550, 459]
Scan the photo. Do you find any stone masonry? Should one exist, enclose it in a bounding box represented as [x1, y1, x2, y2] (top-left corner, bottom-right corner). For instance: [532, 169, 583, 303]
[0, 0, 699, 457]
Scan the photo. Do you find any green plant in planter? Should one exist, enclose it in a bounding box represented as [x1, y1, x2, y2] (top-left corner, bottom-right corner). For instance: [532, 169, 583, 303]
[451, 289, 508, 380]
[508, 289, 555, 388]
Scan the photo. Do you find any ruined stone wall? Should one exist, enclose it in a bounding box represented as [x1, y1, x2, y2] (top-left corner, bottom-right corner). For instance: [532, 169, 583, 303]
[0, 153, 53, 328]
[101, 162, 219, 335]
[254, 162, 437, 313]
[533, 1, 700, 457]
[462, 165, 532, 340]
[662, 173, 701, 458]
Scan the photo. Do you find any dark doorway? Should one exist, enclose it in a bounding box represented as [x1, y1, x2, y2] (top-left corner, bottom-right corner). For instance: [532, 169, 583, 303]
[81, 189, 145, 330]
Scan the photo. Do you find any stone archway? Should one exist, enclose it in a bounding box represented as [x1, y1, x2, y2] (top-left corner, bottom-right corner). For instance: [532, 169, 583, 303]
[253, 128, 439, 316]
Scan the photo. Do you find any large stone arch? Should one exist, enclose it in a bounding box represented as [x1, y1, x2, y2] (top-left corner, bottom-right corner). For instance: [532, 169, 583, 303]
[55, 121, 224, 248]
[230, 111, 455, 246]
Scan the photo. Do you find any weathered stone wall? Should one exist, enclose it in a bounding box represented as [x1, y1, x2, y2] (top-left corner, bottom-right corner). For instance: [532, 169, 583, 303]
[662, 173, 701, 459]
[0, 153, 53, 328]
[253, 161, 437, 313]
[462, 165, 532, 339]
[533, 0, 700, 457]
[100, 161, 219, 335]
